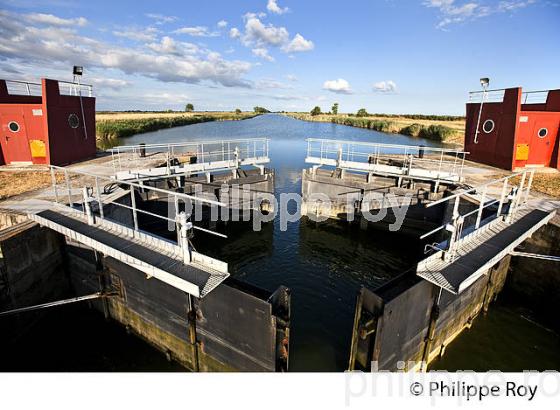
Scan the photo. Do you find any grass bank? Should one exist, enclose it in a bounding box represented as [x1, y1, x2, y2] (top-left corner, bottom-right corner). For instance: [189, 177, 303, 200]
[96, 112, 259, 144]
[286, 113, 465, 145]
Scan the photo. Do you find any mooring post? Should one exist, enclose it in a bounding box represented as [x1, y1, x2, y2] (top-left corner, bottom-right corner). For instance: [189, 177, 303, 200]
[82, 187, 95, 225]
[178, 212, 192, 264]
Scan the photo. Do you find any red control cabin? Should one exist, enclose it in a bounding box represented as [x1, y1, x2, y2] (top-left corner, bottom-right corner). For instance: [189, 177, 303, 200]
[464, 87, 560, 170]
[0, 78, 96, 166]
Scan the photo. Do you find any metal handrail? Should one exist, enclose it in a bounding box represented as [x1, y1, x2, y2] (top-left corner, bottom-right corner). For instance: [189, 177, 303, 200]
[306, 138, 468, 180]
[419, 169, 534, 243]
[49, 165, 227, 239]
[108, 138, 270, 174]
[3, 79, 93, 97]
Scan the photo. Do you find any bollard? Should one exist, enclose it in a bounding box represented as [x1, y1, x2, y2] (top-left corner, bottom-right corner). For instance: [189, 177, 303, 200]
[177, 212, 193, 264]
[139, 143, 146, 158]
[418, 145, 425, 159]
[82, 187, 95, 225]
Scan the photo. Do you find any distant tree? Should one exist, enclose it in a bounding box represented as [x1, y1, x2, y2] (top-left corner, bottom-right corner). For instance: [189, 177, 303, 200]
[235, 108, 242, 114]
[310, 106, 322, 116]
[356, 108, 368, 117]
[332, 103, 339, 115]
[254, 106, 270, 114]
[185, 103, 194, 112]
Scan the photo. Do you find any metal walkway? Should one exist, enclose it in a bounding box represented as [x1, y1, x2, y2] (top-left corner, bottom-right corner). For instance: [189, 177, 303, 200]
[305, 138, 468, 184]
[108, 138, 270, 181]
[416, 168, 556, 294]
[417, 207, 555, 294]
[29, 205, 229, 298]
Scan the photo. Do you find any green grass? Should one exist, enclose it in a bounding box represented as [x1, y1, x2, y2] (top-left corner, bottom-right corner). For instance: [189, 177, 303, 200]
[96, 113, 257, 141]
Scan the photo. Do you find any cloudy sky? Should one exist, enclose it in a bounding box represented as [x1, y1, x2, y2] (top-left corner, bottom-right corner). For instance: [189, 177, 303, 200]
[0, 0, 558, 114]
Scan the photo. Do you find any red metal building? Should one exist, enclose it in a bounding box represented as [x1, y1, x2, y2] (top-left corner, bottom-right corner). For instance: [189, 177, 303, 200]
[0, 78, 96, 166]
[464, 87, 560, 170]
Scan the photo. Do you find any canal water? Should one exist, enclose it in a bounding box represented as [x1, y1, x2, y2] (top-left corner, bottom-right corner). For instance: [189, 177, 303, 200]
[3, 114, 559, 371]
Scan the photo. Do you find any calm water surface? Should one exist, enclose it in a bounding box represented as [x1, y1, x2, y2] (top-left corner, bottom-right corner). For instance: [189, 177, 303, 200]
[4, 115, 559, 371]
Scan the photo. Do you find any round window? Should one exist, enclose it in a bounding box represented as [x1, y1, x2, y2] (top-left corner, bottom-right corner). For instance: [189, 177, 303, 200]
[8, 121, 20, 132]
[68, 113, 80, 129]
[537, 128, 548, 138]
[482, 119, 495, 134]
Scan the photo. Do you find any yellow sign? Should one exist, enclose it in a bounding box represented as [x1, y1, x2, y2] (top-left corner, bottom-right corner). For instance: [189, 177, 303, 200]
[29, 139, 46, 158]
[516, 144, 529, 161]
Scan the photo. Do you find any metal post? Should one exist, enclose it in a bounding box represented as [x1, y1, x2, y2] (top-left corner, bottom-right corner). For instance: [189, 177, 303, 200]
[130, 186, 139, 231]
[496, 178, 508, 217]
[83, 187, 94, 225]
[177, 212, 192, 264]
[525, 169, 534, 203]
[50, 167, 59, 203]
[474, 86, 488, 144]
[475, 186, 487, 229]
[65, 169, 73, 207]
[95, 176, 104, 219]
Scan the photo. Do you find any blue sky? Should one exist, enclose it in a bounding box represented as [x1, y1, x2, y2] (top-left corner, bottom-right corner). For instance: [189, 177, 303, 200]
[0, 0, 558, 114]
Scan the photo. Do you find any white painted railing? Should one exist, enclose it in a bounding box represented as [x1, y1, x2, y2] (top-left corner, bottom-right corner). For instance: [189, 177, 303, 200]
[3, 79, 93, 97]
[306, 138, 468, 182]
[420, 168, 535, 260]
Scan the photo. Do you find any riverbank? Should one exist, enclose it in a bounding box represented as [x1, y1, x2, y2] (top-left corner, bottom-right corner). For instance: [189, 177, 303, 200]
[285, 113, 465, 145]
[96, 111, 259, 144]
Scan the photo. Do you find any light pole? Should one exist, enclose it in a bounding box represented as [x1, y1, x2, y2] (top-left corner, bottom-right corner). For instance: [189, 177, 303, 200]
[473, 77, 490, 144]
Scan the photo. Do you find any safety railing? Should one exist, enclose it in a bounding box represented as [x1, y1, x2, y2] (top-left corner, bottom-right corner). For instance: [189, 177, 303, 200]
[306, 138, 468, 181]
[3, 79, 93, 97]
[521, 90, 549, 104]
[419, 168, 535, 261]
[49, 165, 227, 240]
[107, 138, 270, 174]
[468, 89, 505, 103]
[4, 80, 42, 96]
[57, 80, 94, 97]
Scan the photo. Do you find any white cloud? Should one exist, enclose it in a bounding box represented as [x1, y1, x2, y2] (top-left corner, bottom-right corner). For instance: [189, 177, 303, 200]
[267, 0, 289, 14]
[145, 13, 178, 25]
[114, 27, 159, 42]
[373, 80, 397, 93]
[424, 0, 536, 29]
[282, 33, 314, 52]
[255, 78, 293, 89]
[146, 36, 200, 56]
[26, 13, 87, 27]
[235, 15, 314, 55]
[229, 27, 241, 39]
[217, 20, 228, 28]
[323, 78, 352, 94]
[91, 77, 131, 90]
[285, 74, 298, 82]
[252, 47, 275, 62]
[174, 26, 219, 37]
[243, 15, 289, 47]
[0, 11, 253, 88]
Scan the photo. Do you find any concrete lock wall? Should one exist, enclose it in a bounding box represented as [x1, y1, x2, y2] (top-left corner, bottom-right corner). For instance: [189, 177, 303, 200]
[349, 256, 511, 371]
[0, 220, 69, 341]
[65, 243, 290, 372]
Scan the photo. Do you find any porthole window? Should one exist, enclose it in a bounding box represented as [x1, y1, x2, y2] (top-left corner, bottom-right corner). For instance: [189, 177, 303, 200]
[68, 113, 80, 129]
[482, 119, 495, 134]
[8, 121, 20, 132]
[538, 128, 548, 138]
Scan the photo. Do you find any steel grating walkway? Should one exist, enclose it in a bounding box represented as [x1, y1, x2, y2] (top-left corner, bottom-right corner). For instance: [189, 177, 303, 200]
[28, 206, 229, 298]
[416, 207, 556, 294]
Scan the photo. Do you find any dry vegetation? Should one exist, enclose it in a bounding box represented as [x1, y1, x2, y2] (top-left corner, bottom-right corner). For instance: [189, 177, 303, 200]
[96, 111, 251, 121]
[0, 171, 66, 200]
[286, 113, 466, 145]
[512, 172, 560, 198]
